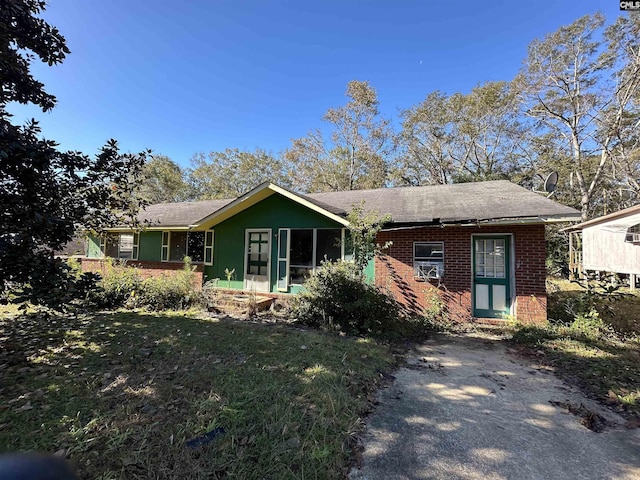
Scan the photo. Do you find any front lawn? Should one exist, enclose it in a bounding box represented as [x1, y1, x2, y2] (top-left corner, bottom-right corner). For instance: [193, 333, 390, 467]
[0, 311, 395, 479]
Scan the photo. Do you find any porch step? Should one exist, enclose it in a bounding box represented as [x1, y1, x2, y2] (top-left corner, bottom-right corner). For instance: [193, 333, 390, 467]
[208, 293, 274, 315]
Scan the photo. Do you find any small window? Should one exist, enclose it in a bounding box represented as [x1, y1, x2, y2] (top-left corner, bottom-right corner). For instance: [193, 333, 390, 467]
[102, 233, 138, 260]
[204, 231, 214, 265]
[626, 224, 640, 244]
[161, 232, 169, 262]
[414, 242, 444, 279]
[118, 234, 135, 259]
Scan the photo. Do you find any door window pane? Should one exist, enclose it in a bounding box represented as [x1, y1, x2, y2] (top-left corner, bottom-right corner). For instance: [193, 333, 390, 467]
[246, 231, 269, 276]
[475, 239, 507, 278]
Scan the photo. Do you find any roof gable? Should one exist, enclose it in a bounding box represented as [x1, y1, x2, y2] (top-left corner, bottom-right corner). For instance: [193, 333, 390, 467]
[195, 183, 350, 229]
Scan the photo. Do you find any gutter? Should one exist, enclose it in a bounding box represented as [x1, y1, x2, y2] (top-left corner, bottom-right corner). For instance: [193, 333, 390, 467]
[382, 215, 580, 231]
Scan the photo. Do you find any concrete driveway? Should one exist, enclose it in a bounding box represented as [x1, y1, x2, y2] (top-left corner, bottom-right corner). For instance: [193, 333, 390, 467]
[350, 333, 640, 480]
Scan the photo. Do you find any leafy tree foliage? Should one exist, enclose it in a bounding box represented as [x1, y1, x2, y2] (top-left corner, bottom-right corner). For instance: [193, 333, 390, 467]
[516, 13, 640, 220]
[394, 81, 526, 186]
[188, 148, 291, 199]
[286, 80, 393, 192]
[346, 203, 391, 272]
[0, 0, 148, 308]
[139, 155, 192, 203]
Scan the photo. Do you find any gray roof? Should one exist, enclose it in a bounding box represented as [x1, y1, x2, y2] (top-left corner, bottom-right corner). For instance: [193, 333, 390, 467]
[134, 180, 580, 227]
[305, 180, 580, 224]
[138, 198, 232, 226]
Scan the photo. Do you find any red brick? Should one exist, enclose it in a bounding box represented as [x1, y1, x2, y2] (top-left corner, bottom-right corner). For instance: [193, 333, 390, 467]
[375, 224, 547, 324]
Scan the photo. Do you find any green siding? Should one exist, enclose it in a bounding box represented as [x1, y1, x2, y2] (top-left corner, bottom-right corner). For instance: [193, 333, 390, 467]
[364, 258, 375, 283]
[205, 193, 344, 293]
[138, 231, 162, 261]
[86, 234, 102, 258]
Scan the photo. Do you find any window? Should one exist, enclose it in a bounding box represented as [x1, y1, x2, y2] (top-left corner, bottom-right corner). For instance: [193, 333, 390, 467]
[414, 242, 444, 279]
[289, 229, 314, 285]
[315, 229, 342, 266]
[626, 224, 640, 244]
[102, 233, 139, 260]
[188, 232, 205, 262]
[162, 231, 207, 262]
[118, 234, 135, 259]
[204, 231, 214, 265]
[279, 228, 343, 287]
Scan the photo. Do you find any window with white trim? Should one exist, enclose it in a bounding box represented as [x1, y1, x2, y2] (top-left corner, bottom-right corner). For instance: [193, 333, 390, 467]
[278, 228, 343, 287]
[162, 231, 207, 263]
[102, 233, 139, 260]
[204, 231, 214, 265]
[414, 242, 444, 279]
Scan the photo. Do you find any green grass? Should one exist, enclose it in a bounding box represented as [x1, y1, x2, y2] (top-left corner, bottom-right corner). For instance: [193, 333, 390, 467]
[0, 311, 395, 479]
[509, 279, 640, 418]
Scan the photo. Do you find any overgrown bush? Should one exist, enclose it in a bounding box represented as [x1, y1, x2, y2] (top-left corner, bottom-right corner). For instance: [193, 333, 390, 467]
[90, 258, 143, 308]
[568, 309, 614, 340]
[548, 273, 629, 329]
[289, 260, 400, 336]
[90, 258, 202, 310]
[136, 260, 202, 310]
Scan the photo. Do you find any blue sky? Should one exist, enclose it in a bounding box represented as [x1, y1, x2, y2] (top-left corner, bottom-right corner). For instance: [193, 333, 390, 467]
[8, 0, 625, 169]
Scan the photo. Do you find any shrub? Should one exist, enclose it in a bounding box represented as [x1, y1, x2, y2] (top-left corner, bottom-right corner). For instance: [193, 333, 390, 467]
[90, 258, 143, 308]
[136, 259, 202, 310]
[568, 309, 614, 340]
[90, 257, 201, 310]
[289, 260, 400, 336]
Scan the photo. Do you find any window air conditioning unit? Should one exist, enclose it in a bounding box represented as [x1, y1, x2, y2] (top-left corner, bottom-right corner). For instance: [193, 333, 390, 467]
[626, 232, 640, 244]
[415, 261, 443, 280]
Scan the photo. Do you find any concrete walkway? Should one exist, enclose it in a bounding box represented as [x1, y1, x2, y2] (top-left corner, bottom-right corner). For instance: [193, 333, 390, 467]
[350, 333, 640, 480]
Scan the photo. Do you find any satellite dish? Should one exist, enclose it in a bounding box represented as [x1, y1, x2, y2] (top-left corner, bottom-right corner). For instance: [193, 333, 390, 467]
[543, 171, 558, 193]
[533, 171, 559, 197]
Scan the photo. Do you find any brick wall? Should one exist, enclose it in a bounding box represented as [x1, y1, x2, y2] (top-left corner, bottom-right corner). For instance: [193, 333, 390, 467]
[80, 258, 204, 289]
[375, 224, 547, 324]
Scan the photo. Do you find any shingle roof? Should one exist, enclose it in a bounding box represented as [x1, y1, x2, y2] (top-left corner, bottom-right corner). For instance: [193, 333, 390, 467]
[138, 199, 233, 227]
[133, 181, 580, 228]
[305, 180, 580, 224]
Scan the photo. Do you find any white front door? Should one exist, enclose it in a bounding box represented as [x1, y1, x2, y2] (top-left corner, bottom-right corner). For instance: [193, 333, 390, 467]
[244, 229, 271, 293]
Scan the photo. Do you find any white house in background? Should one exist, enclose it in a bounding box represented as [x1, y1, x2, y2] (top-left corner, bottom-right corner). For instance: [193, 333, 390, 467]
[563, 205, 640, 287]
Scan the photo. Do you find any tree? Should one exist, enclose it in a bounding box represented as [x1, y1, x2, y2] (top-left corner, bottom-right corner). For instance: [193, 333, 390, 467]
[394, 91, 453, 185]
[346, 203, 391, 273]
[0, 0, 148, 308]
[602, 15, 640, 211]
[188, 148, 291, 199]
[394, 81, 526, 186]
[516, 13, 640, 220]
[139, 155, 192, 203]
[286, 80, 393, 192]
